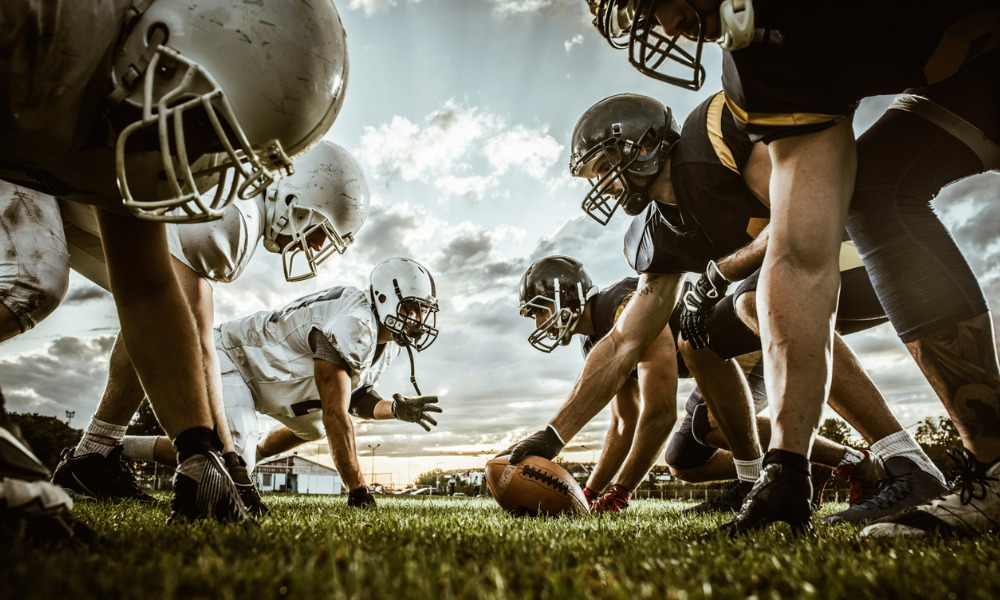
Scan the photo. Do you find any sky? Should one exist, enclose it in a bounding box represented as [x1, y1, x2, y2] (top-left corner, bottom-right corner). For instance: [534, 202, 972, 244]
[2, 0, 998, 487]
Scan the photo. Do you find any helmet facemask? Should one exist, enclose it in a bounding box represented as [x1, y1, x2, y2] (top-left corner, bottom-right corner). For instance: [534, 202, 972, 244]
[628, 0, 708, 90]
[114, 45, 293, 222]
[573, 127, 663, 226]
[519, 279, 587, 353]
[265, 200, 354, 282]
[385, 296, 440, 352]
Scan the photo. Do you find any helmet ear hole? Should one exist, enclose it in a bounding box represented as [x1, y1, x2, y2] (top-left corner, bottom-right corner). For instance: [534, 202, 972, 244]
[377, 293, 386, 303]
[145, 23, 169, 46]
[284, 194, 297, 206]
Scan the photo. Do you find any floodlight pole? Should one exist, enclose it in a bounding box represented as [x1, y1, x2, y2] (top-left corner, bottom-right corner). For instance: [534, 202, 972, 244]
[367, 443, 381, 485]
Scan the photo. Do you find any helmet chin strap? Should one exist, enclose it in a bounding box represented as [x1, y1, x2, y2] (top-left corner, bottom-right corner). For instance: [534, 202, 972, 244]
[404, 345, 422, 395]
[718, 0, 754, 51]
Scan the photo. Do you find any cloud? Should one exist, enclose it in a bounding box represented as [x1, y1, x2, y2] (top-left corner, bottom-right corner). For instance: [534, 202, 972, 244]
[63, 283, 110, 304]
[0, 336, 115, 418]
[348, 0, 414, 17]
[356, 100, 563, 203]
[488, 0, 581, 16]
[564, 34, 584, 52]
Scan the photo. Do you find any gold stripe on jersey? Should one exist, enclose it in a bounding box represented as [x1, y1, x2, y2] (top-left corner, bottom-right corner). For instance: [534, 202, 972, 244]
[612, 292, 636, 326]
[707, 92, 739, 173]
[746, 217, 769, 239]
[838, 240, 865, 273]
[924, 11, 1000, 84]
[725, 96, 846, 128]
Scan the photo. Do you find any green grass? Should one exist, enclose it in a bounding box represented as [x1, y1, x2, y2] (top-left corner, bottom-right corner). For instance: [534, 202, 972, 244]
[3, 495, 999, 600]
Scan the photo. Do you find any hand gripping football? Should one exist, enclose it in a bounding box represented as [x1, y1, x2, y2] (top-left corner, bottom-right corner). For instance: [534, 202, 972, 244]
[485, 455, 590, 516]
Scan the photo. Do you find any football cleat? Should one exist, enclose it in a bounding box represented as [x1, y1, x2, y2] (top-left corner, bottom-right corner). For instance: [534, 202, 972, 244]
[810, 464, 835, 509]
[836, 448, 886, 506]
[51, 446, 159, 504]
[222, 451, 269, 516]
[719, 450, 814, 537]
[685, 479, 754, 515]
[822, 455, 946, 525]
[1, 406, 95, 545]
[168, 450, 252, 524]
[862, 448, 1000, 538]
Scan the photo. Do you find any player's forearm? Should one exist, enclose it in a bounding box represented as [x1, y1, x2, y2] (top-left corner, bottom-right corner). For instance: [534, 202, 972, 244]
[615, 409, 675, 491]
[587, 422, 633, 492]
[258, 426, 308, 459]
[323, 412, 365, 489]
[716, 225, 769, 282]
[551, 273, 681, 439]
[373, 400, 394, 420]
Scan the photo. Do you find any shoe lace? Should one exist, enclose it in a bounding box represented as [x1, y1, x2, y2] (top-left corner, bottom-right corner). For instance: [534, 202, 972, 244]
[947, 447, 997, 505]
[858, 472, 914, 510]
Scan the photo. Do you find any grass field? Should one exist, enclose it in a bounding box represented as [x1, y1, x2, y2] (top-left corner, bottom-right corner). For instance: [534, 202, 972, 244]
[3, 494, 999, 600]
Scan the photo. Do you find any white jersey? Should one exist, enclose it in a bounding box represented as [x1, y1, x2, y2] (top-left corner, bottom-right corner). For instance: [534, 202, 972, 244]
[215, 286, 399, 420]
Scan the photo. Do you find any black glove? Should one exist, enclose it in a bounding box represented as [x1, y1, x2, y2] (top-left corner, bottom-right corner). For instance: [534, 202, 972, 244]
[679, 260, 730, 351]
[347, 485, 377, 508]
[391, 394, 442, 432]
[499, 425, 566, 464]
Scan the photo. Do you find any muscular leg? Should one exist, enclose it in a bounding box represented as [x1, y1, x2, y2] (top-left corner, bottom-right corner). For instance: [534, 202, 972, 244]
[679, 341, 761, 462]
[760, 121, 856, 458]
[848, 88, 1000, 463]
[95, 209, 213, 437]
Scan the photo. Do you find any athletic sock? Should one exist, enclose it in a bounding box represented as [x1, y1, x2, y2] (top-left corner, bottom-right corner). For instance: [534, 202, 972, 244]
[734, 456, 764, 483]
[871, 430, 946, 485]
[838, 446, 866, 467]
[75, 417, 127, 457]
[174, 427, 222, 463]
[122, 436, 159, 462]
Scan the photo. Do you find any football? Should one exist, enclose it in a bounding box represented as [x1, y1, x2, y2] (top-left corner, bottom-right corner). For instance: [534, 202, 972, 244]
[484, 455, 590, 517]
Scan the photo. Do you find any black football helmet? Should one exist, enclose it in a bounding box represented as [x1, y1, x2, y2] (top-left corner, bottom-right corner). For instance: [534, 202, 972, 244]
[569, 93, 680, 225]
[518, 256, 597, 353]
[587, 0, 754, 91]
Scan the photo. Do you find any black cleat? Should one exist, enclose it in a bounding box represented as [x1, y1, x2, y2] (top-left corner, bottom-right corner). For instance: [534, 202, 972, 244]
[811, 464, 835, 509]
[52, 446, 159, 504]
[685, 480, 754, 515]
[2, 403, 95, 546]
[169, 450, 252, 524]
[222, 451, 269, 516]
[719, 450, 814, 537]
[822, 455, 947, 525]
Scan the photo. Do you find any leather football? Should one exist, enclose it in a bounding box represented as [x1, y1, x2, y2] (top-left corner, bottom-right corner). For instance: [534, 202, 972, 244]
[485, 455, 590, 516]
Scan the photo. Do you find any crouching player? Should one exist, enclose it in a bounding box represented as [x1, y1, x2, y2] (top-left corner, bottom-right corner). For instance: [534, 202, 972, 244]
[122, 258, 443, 508]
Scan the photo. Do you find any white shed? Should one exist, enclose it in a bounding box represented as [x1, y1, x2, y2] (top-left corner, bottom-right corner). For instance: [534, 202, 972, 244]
[256, 455, 343, 495]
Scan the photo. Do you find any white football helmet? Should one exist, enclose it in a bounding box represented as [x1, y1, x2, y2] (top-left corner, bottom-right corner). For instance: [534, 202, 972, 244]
[262, 141, 370, 282]
[369, 258, 439, 351]
[110, 0, 349, 222]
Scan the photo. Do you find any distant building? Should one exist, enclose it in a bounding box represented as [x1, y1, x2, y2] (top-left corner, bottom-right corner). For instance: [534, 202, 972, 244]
[256, 455, 343, 495]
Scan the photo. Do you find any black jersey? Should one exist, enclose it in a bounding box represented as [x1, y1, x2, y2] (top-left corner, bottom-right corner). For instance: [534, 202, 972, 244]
[580, 278, 639, 358]
[624, 92, 770, 275]
[721, 0, 999, 142]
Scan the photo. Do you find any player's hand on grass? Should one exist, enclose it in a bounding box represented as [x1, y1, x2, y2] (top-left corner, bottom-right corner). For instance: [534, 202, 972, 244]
[391, 394, 442, 432]
[582, 485, 600, 508]
[500, 425, 565, 464]
[347, 486, 377, 508]
[679, 260, 729, 350]
[593, 484, 632, 514]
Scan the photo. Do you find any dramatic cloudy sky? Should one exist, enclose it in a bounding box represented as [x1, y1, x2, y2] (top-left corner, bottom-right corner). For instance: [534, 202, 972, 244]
[2, 0, 998, 485]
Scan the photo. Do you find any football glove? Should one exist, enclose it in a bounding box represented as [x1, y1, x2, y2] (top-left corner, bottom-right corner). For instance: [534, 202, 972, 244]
[391, 394, 442, 432]
[347, 485, 377, 509]
[679, 261, 730, 351]
[582, 485, 600, 508]
[501, 425, 566, 464]
[593, 484, 632, 514]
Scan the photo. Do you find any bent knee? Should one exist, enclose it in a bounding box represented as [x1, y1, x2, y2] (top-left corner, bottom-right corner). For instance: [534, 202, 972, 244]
[734, 292, 760, 334]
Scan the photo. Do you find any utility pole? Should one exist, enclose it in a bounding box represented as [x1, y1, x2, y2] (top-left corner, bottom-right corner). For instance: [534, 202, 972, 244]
[367, 443, 381, 485]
